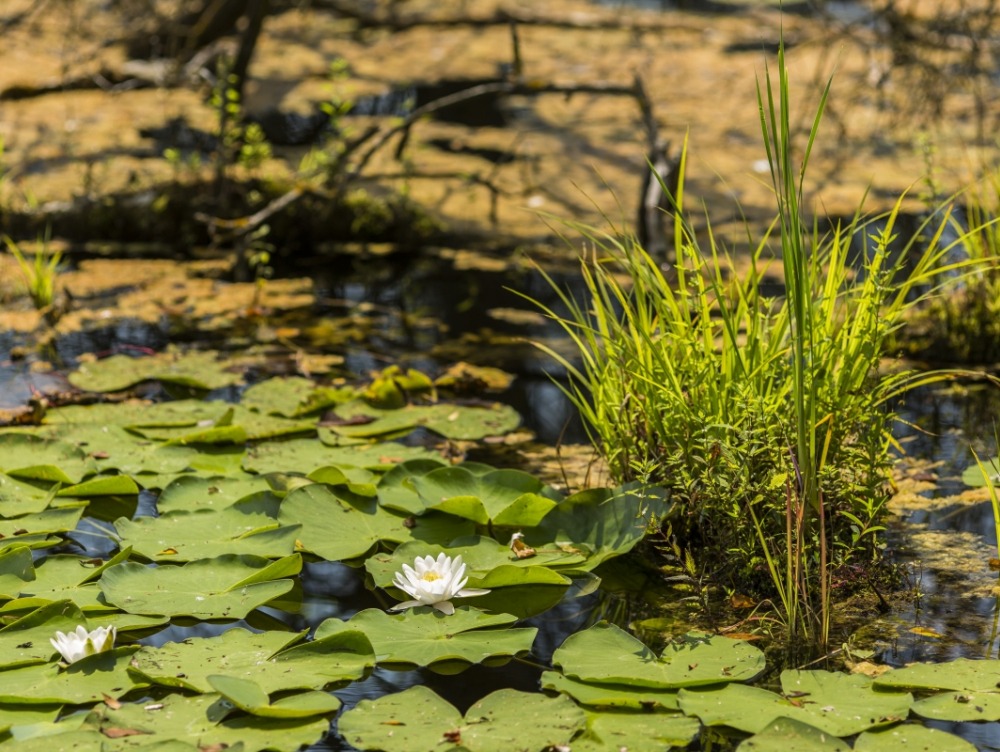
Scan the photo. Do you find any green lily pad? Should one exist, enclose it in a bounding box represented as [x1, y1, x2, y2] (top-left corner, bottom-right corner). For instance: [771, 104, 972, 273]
[207, 675, 341, 718]
[43, 399, 228, 428]
[278, 484, 473, 562]
[68, 350, 243, 392]
[339, 685, 462, 752]
[540, 671, 680, 710]
[571, 709, 701, 751]
[315, 607, 535, 669]
[376, 459, 450, 515]
[130, 626, 374, 694]
[55, 474, 140, 497]
[0, 646, 143, 704]
[0, 506, 87, 552]
[962, 455, 1000, 487]
[554, 623, 766, 689]
[737, 716, 852, 751]
[133, 405, 315, 444]
[51, 424, 198, 476]
[339, 685, 586, 752]
[245, 438, 440, 474]
[0, 546, 35, 599]
[307, 464, 378, 496]
[93, 691, 328, 751]
[243, 377, 355, 417]
[3, 549, 132, 613]
[0, 435, 95, 484]
[156, 474, 275, 513]
[0, 705, 63, 736]
[854, 724, 977, 752]
[0, 474, 59, 517]
[532, 482, 672, 572]
[409, 464, 558, 526]
[912, 690, 1000, 721]
[874, 658, 1000, 692]
[679, 674, 912, 736]
[114, 501, 299, 561]
[329, 400, 521, 441]
[99, 554, 301, 618]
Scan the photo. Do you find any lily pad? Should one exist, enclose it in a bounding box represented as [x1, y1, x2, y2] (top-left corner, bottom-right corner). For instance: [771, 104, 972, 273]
[307, 464, 378, 497]
[961, 455, 1000, 487]
[130, 626, 374, 694]
[0, 506, 87, 552]
[133, 405, 315, 443]
[99, 554, 301, 618]
[338, 685, 462, 752]
[156, 474, 275, 513]
[242, 376, 355, 417]
[278, 484, 473, 562]
[678, 674, 912, 736]
[376, 458, 449, 515]
[114, 501, 299, 561]
[854, 724, 977, 752]
[407, 464, 559, 526]
[329, 401, 521, 441]
[0, 474, 59, 517]
[0, 647, 143, 704]
[553, 623, 766, 689]
[92, 691, 329, 751]
[69, 350, 243, 392]
[737, 716, 851, 751]
[315, 607, 535, 669]
[531, 482, 672, 572]
[0, 435, 95, 484]
[245, 438, 440, 474]
[55, 474, 140, 497]
[874, 658, 1000, 692]
[339, 685, 586, 752]
[207, 675, 341, 718]
[51, 425, 198, 476]
[911, 690, 1000, 721]
[3, 549, 132, 613]
[571, 709, 701, 751]
[540, 671, 680, 710]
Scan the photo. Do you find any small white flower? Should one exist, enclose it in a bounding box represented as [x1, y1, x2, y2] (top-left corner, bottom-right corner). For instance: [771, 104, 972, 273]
[389, 553, 490, 615]
[50, 625, 116, 665]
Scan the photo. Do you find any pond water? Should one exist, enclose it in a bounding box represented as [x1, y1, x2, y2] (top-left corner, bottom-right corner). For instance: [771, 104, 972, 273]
[2, 246, 1000, 750]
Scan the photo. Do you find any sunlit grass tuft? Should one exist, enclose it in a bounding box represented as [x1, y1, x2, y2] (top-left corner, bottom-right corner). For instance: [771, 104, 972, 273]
[525, 38, 988, 646]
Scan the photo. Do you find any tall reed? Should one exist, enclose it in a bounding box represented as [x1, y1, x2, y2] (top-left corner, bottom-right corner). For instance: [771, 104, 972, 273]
[527, 42, 980, 645]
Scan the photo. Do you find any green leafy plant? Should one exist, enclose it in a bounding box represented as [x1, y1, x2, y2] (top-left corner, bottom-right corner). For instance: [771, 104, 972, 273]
[525, 40, 981, 645]
[3, 233, 61, 310]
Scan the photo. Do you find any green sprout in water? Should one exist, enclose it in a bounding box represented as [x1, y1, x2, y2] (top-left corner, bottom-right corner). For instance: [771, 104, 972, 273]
[4, 232, 62, 310]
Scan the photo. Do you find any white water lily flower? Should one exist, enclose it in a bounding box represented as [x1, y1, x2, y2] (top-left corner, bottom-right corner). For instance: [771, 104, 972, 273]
[389, 553, 490, 615]
[50, 625, 116, 665]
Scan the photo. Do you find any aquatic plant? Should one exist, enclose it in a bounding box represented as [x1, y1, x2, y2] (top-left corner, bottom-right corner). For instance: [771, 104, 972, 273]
[388, 553, 490, 614]
[526, 41, 978, 645]
[3, 233, 61, 310]
[50, 624, 116, 665]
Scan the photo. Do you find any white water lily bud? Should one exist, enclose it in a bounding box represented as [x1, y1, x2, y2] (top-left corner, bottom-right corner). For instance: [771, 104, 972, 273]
[50, 625, 116, 665]
[388, 553, 490, 615]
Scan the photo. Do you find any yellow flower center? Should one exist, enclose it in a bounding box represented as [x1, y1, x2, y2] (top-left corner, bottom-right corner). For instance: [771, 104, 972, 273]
[421, 571, 443, 582]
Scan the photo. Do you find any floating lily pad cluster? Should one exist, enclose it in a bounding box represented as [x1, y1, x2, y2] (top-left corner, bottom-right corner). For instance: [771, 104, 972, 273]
[0, 353, 987, 750]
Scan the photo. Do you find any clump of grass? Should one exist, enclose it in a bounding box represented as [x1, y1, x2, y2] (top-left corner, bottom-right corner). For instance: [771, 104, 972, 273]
[527, 41, 979, 645]
[890, 172, 1000, 364]
[3, 233, 61, 310]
